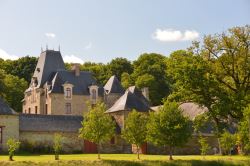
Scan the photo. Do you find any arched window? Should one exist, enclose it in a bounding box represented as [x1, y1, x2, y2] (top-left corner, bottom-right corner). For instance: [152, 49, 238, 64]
[65, 88, 72, 99]
[92, 89, 97, 100]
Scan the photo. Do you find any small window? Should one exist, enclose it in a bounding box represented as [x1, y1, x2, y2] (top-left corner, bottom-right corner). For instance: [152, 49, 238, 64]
[65, 103, 71, 114]
[28, 108, 31, 114]
[0, 127, 3, 144]
[65, 88, 72, 99]
[35, 106, 38, 114]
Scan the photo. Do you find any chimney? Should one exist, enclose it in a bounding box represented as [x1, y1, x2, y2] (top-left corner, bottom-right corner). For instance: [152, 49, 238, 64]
[71, 63, 80, 76]
[141, 87, 149, 101]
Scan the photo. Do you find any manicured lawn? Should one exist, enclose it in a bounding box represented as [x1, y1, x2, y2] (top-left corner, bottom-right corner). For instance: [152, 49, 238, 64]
[0, 154, 250, 166]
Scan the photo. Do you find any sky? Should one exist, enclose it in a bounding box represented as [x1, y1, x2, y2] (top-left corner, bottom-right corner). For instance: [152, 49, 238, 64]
[0, 0, 249, 63]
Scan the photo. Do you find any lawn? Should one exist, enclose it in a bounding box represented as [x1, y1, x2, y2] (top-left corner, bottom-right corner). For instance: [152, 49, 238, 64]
[0, 154, 250, 166]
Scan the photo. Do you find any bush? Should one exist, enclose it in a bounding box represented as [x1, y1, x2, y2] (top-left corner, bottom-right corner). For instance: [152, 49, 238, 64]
[7, 138, 20, 161]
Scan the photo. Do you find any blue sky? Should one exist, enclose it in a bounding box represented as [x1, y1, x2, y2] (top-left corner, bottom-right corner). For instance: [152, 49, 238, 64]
[0, 0, 249, 63]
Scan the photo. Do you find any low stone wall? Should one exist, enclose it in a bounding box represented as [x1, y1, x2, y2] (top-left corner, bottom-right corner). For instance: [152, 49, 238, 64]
[147, 135, 219, 155]
[19, 131, 84, 153]
[0, 115, 19, 152]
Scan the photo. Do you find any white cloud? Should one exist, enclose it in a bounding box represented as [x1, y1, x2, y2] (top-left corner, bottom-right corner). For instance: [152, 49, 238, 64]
[45, 33, 56, 38]
[63, 55, 84, 64]
[84, 42, 92, 50]
[0, 48, 19, 60]
[152, 29, 199, 42]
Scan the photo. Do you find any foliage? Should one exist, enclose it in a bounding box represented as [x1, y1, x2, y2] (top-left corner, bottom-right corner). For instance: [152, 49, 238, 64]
[147, 101, 192, 160]
[198, 136, 211, 156]
[237, 105, 250, 154]
[121, 72, 133, 89]
[80, 62, 110, 85]
[132, 53, 170, 105]
[122, 110, 148, 159]
[7, 138, 21, 161]
[3, 74, 28, 112]
[107, 58, 133, 80]
[220, 130, 236, 155]
[79, 102, 115, 159]
[53, 134, 63, 160]
[0, 56, 37, 83]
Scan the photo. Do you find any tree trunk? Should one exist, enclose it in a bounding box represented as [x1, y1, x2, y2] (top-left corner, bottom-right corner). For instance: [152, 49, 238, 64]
[217, 137, 222, 155]
[9, 154, 13, 161]
[97, 143, 101, 159]
[169, 146, 173, 160]
[137, 145, 140, 160]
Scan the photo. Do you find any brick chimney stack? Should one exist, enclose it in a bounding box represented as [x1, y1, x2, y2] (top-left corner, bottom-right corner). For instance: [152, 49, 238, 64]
[71, 63, 80, 76]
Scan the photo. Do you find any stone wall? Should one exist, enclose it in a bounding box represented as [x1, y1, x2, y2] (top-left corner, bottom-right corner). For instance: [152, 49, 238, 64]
[19, 131, 84, 153]
[0, 115, 19, 152]
[147, 135, 219, 155]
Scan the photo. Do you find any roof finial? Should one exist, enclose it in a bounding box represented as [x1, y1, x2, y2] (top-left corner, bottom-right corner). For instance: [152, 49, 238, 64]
[41, 45, 43, 52]
[46, 44, 48, 50]
[58, 44, 60, 52]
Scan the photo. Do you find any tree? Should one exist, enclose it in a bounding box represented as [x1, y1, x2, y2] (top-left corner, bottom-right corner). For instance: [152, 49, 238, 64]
[198, 136, 211, 157]
[1, 56, 37, 83]
[122, 110, 148, 159]
[147, 101, 192, 160]
[121, 72, 133, 89]
[53, 134, 63, 160]
[189, 25, 250, 119]
[0, 69, 5, 98]
[132, 53, 170, 105]
[79, 102, 115, 159]
[7, 138, 20, 161]
[3, 74, 28, 112]
[237, 105, 250, 154]
[220, 130, 236, 155]
[107, 58, 133, 80]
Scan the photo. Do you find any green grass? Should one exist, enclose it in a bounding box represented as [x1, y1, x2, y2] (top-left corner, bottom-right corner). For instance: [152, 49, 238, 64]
[0, 154, 250, 166]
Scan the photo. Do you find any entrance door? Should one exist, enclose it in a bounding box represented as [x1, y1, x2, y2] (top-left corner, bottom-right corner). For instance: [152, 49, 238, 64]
[141, 143, 147, 154]
[84, 140, 97, 153]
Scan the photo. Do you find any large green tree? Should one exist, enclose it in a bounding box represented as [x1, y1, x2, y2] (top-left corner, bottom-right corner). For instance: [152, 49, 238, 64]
[107, 57, 133, 81]
[3, 74, 28, 112]
[1, 56, 37, 83]
[122, 110, 148, 160]
[132, 53, 170, 105]
[189, 25, 250, 119]
[79, 102, 115, 159]
[147, 101, 192, 160]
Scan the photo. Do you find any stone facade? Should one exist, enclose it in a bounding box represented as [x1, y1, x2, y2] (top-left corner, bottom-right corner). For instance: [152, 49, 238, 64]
[19, 131, 83, 153]
[0, 115, 19, 151]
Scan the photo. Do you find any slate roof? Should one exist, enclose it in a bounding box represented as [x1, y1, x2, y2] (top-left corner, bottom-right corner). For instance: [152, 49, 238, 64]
[151, 102, 208, 120]
[127, 86, 149, 106]
[179, 102, 208, 120]
[25, 50, 101, 95]
[106, 90, 151, 113]
[19, 114, 83, 132]
[0, 97, 17, 115]
[48, 70, 98, 95]
[104, 75, 124, 94]
[32, 50, 65, 88]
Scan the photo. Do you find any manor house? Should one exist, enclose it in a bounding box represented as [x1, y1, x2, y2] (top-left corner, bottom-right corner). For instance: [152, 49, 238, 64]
[0, 50, 219, 154]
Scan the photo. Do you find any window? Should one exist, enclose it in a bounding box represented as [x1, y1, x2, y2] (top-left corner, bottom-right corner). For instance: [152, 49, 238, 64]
[0, 127, 3, 144]
[35, 106, 38, 114]
[65, 103, 71, 114]
[65, 88, 72, 99]
[91, 89, 97, 104]
[28, 108, 31, 114]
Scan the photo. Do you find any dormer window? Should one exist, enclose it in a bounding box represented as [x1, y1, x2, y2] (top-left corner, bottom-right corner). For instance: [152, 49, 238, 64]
[89, 85, 98, 104]
[63, 83, 73, 100]
[65, 88, 71, 99]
